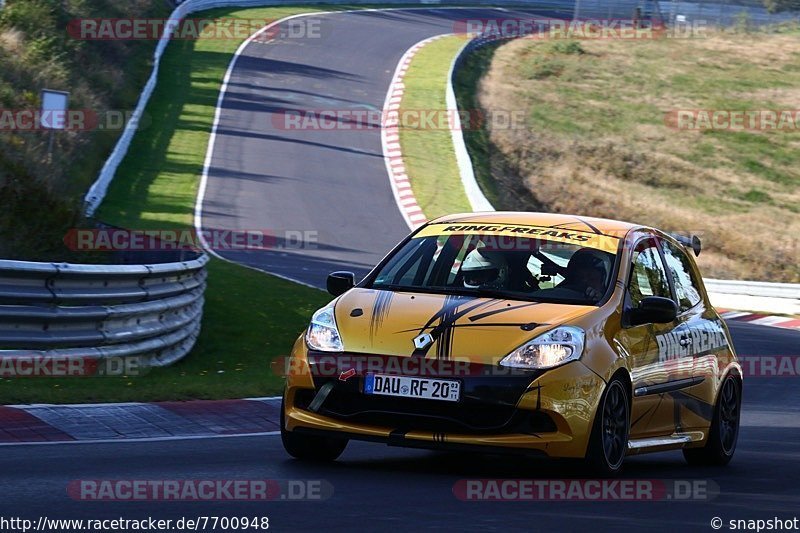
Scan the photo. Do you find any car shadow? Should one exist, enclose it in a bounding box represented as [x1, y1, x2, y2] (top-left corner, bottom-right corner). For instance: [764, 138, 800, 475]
[280, 444, 739, 481]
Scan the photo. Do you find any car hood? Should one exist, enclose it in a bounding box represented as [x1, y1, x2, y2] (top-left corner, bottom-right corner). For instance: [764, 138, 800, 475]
[334, 288, 595, 364]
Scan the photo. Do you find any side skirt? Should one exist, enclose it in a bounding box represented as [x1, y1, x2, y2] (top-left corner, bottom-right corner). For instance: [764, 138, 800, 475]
[626, 432, 705, 455]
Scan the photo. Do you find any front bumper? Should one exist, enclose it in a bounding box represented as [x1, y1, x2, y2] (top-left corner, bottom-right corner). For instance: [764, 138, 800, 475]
[282, 345, 606, 458]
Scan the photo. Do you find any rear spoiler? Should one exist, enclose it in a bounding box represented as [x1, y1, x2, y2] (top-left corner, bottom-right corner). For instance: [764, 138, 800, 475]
[669, 233, 702, 257]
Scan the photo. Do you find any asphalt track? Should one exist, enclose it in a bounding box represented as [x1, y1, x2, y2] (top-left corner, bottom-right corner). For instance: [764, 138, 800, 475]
[161, 6, 800, 528]
[1, 322, 797, 531]
[3, 8, 797, 532]
[199, 7, 545, 286]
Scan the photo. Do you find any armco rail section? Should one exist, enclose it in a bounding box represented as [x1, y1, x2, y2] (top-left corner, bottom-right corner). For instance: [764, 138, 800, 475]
[0, 253, 208, 367]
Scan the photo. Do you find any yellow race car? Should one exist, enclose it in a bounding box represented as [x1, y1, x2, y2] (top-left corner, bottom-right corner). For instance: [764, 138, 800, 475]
[281, 212, 742, 474]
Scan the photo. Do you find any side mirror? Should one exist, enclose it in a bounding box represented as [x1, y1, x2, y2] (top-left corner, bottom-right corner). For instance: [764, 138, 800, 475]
[327, 271, 355, 296]
[628, 296, 678, 326]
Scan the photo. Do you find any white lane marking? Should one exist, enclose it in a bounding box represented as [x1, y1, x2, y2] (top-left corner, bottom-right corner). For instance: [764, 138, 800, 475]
[244, 396, 282, 401]
[741, 411, 800, 428]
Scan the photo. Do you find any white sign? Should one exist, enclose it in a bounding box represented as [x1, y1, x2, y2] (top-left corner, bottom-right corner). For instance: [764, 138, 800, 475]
[41, 89, 69, 130]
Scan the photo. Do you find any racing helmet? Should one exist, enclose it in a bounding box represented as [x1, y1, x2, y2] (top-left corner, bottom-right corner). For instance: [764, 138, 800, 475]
[566, 248, 609, 282]
[462, 245, 508, 289]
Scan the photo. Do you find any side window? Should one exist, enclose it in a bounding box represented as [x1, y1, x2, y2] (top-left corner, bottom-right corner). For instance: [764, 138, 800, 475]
[661, 239, 702, 311]
[629, 239, 671, 307]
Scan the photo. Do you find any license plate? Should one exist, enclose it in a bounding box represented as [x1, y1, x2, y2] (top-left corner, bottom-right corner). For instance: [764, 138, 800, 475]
[364, 373, 460, 402]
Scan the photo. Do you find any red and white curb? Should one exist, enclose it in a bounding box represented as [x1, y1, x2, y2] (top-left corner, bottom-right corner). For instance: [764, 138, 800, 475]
[718, 309, 800, 331]
[382, 35, 449, 231]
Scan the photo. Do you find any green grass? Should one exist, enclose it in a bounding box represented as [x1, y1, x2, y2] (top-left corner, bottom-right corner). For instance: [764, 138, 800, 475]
[737, 188, 773, 204]
[509, 35, 800, 191]
[452, 42, 504, 208]
[396, 26, 800, 282]
[0, 0, 170, 261]
[399, 36, 472, 218]
[97, 6, 332, 228]
[461, 29, 800, 282]
[0, 6, 337, 404]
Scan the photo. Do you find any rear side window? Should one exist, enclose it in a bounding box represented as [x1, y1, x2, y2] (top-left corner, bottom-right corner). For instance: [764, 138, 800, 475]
[629, 239, 671, 306]
[661, 239, 702, 311]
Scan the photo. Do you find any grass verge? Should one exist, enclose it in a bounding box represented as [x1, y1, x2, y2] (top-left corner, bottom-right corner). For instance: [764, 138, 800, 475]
[0, 6, 336, 404]
[398, 35, 544, 216]
[476, 28, 800, 282]
[0, 0, 169, 261]
[399, 36, 472, 218]
[399, 27, 800, 282]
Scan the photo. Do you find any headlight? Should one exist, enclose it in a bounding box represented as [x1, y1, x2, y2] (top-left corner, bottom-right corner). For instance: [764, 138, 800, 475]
[499, 326, 584, 369]
[305, 304, 343, 352]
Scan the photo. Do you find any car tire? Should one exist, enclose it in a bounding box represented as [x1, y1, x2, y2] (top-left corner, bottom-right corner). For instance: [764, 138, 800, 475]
[280, 398, 348, 462]
[683, 375, 740, 467]
[586, 377, 630, 476]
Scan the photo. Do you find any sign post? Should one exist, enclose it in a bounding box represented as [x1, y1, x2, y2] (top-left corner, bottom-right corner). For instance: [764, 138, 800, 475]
[40, 89, 69, 162]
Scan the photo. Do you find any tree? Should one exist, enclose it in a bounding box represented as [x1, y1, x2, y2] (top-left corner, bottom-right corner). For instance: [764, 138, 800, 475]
[763, 0, 800, 13]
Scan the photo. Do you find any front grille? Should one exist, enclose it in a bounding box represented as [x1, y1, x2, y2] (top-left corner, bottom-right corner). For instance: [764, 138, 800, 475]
[316, 387, 551, 434]
[298, 353, 555, 435]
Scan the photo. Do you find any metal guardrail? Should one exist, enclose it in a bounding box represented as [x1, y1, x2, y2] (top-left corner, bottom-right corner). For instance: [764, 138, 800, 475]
[0, 253, 208, 367]
[704, 279, 800, 299]
[447, 33, 515, 213]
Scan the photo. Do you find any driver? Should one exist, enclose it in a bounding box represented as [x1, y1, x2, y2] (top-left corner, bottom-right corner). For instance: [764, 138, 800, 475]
[462, 245, 508, 290]
[564, 249, 608, 301]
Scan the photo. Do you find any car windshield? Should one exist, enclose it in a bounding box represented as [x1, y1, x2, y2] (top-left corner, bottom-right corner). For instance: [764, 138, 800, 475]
[369, 224, 620, 305]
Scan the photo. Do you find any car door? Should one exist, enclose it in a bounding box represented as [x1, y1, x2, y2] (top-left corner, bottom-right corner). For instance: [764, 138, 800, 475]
[619, 236, 686, 439]
[659, 237, 723, 432]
